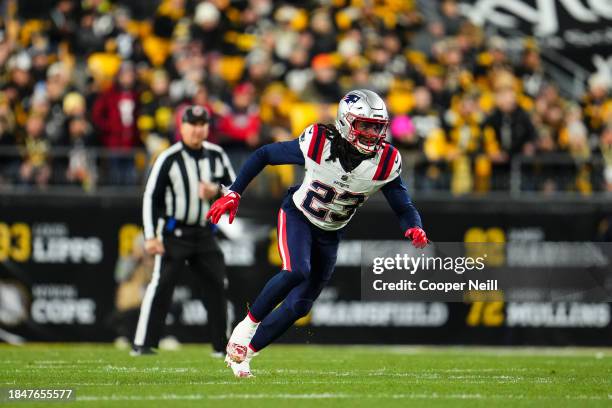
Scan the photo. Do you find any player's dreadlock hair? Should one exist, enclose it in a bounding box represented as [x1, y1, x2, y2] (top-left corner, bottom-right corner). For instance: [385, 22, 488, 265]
[320, 123, 375, 172]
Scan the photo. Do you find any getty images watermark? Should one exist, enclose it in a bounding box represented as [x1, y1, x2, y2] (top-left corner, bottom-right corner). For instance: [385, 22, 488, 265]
[360, 242, 612, 302]
[371, 253, 497, 293]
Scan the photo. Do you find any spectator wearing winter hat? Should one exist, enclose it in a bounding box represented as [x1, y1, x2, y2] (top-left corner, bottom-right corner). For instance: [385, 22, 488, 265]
[45, 62, 72, 145]
[19, 113, 52, 188]
[29, 44, 51, 85]
[92, 61, 140, 149]
[191, 1, 231, 54]
[515, 43, 548, 98]
[74, 9, 106, 56]
[483, 82, 537, 160]
[4, 52, 33, 111]
[49, 0, 78, 48]
[410, 20, 445, 59]
[482, 80, 537, 190]
[139, 69, 175, 149]
[391, 115, 417, 151]
[439, 0, 466, 36]
[402, 87, 448, 191]
[91, 61, 140, 184]
[217, 82, 261, 169]
[244, 50, 276, 97]
[309, 10, 336, 56]
[300, 53, 343, 103]
[64, 115, 97, 190]
[581, 73, 611, 136]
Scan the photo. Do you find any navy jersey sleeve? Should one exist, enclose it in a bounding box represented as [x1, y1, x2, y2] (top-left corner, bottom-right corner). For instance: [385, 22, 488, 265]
[381, 175, 423, 232]
[230, 139, 305, 194]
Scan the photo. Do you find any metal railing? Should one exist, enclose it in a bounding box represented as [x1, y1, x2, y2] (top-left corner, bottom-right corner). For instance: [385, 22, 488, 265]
[0, 146, 148, 193]
[403, 151, 607, 195]
[0, 146, 608, 197]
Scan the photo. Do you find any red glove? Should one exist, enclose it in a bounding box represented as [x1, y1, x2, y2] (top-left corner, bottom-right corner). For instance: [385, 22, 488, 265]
[405, 227, 428, 249]
[206, 191, 241, 224]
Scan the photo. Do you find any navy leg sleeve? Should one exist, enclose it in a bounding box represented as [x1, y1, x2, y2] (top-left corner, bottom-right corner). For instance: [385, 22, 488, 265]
[249, 204, 342, 351]
[248, 197, 313, 321]
[248, 271, 303, 322]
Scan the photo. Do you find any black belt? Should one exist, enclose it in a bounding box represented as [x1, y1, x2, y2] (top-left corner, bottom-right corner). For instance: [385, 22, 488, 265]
[163, 218, 211, 238]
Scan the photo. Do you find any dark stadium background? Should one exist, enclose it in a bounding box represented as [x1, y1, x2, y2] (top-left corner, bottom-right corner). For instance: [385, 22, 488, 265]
[0, 0, 611, 348]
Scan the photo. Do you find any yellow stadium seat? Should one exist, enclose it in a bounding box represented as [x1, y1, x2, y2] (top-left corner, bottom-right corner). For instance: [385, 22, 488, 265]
[289, 103, 338, 135]
[138, 115, 155, 132]
[387, 91, 414, 115]
[600, 99, 612, 123]
[157, 0, 185, 20]
[234, 33, 258, 52]
[423, 128, 447, 161]
[143, 36, 171, 67]
[290, 103, 319, 135]
[87, 52, 122, 83]
[291, 9, 309, 31]
[479, 91, 494, 113]
[405, 50, 427, 68]
[518, 95, 534, 112]
[19, 20, 46, 47]
[218, 56, 245, 84]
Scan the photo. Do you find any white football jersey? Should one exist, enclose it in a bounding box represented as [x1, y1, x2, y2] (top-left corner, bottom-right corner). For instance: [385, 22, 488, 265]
[292, 124, 402, 231]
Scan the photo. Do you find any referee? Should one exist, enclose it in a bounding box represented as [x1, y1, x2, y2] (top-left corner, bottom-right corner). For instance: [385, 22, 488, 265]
[132, 105, 235, 356]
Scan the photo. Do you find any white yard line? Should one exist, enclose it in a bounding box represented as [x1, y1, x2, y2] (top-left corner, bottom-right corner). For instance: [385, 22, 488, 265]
[384, 345, 612, 357]
[75, 393, 612, 402]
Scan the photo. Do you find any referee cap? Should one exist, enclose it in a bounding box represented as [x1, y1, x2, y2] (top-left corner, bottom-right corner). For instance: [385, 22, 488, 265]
[182, 105, 209, 125]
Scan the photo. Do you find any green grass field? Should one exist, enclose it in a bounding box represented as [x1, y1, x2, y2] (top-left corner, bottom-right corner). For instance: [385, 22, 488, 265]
[0, 344, 610, 407]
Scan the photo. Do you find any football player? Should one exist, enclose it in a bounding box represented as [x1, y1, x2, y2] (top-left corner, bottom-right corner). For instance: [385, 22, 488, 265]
[207, 89, 428, 377]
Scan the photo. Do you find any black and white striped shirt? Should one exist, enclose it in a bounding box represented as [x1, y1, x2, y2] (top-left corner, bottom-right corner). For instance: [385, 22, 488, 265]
[143, 141, 235, 239]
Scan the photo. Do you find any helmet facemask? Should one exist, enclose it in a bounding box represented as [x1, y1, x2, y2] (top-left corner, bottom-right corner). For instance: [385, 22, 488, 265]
[335, 89, 390, 155]
[345, 113, 388, 154]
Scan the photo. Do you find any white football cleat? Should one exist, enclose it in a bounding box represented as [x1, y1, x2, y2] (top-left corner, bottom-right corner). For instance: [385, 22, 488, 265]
[226, 342, 248, 363]
[226, 314, 259, 363]
[225, 354, 254, 378]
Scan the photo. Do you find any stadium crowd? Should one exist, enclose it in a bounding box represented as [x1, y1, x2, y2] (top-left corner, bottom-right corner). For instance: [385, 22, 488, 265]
[0, 0, 610, 194]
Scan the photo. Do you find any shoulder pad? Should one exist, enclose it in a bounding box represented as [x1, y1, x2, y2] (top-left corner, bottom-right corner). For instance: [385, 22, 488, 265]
[373, 142, 400, 181]
[300, 124, 327, 164]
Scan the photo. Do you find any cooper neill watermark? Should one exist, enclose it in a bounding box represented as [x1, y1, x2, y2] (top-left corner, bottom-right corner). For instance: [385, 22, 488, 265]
[361, 242, 612, 302]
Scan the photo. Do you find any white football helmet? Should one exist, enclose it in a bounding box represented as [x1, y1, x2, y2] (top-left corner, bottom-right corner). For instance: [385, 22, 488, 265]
[335, 89, 389, 154]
